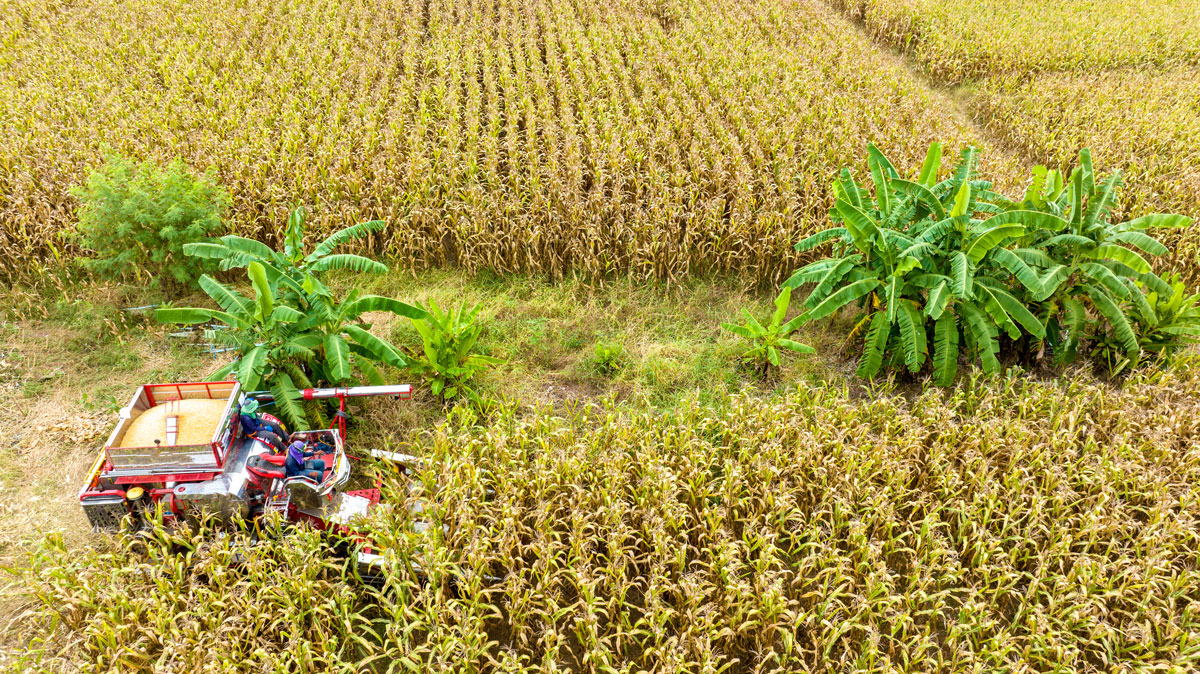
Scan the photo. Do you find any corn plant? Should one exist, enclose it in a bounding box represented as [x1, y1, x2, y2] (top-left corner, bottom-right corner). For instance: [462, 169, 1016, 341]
[404, 300, 502, 405]
[721, 286, 813, 377]
[833, 0, 1200, 83]
[10, 360, 1200, 672]
[0, 0, 1041, 287]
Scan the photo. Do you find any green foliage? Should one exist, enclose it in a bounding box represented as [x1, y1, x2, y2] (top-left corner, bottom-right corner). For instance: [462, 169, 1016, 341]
[183, 205, 388, 309]
[157, 209, 425, 428]
[720, 286, 814, 378]
[1099, 272, 1200, 374]
[1005, 150, 1191, 370]
[788, 143, 1194, 383]
[404, 300, 503, 405]
[70, 152, 228, 290]
[590, 340, 626, 376]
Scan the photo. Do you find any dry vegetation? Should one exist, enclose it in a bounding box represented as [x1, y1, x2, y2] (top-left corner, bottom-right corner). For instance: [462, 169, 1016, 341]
[4, 0, 1200, 671]
[826, 0, 1200, 280]
[5, 362, 1200, 671]
[0, 0, 1019, 285]
[971, 67, 1200, 278]
[833, 0, 1200, 83]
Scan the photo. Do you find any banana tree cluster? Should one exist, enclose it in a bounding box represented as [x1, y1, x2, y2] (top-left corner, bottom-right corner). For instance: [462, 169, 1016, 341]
[157, 207, 426, 428]
[788, 144, 1194, 384]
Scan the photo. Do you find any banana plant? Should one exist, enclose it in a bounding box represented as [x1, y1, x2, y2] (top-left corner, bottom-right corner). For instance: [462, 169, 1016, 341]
[156, 262, 425, 429]
[183, 205, 387, 306]
[720, 286, 814, 378]
[788, 144, 1038, 383]
[790, 143, 1196, 383]
[1102, 272, 1200, 373]
[404, 299, 503, 405]
[1003, 149, 1192, 365]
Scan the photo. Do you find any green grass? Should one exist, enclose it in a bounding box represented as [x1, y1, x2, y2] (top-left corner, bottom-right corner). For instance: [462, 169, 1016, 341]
[343, 269, 837, 413]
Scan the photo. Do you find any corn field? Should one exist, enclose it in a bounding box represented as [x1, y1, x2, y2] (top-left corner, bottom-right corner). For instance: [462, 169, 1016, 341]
[6, 361, 1200, 672]
[832, 0, 1200, 83]
[0, 0, 1019, 285]
[972, 68, 1200, 280]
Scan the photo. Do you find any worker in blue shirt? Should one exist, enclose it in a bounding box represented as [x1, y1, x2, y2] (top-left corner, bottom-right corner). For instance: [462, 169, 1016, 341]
[239, 399, 288, 452]
[285, 440, 326, 482]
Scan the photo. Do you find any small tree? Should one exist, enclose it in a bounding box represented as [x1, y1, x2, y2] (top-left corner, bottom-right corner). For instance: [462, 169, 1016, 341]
[71, 152, 229, 291]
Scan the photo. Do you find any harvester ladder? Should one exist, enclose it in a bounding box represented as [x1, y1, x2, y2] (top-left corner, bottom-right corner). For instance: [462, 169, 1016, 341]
[265, 482, 290, 515]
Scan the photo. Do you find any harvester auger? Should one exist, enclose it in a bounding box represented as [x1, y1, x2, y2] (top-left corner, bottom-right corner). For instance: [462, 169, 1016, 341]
[78, 381, 417, 566]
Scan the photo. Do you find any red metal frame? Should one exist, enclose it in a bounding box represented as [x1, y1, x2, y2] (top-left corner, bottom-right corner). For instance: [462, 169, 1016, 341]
[114, 472, 218, 485]
[346, 488, 381, 507]
[80, 489, 127, 499]
[108, 381, 240, 470]
[149, 488, 181, 516]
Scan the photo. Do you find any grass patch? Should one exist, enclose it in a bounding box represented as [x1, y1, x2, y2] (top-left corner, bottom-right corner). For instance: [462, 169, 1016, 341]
[345, 269, 837, 412]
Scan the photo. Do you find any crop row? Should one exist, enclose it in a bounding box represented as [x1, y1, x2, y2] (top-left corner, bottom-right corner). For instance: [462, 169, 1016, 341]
[0, 0, 1012, 284]
[972, 67, 1200, 280]
[7, 361, 1200, 671]
[832, 0, 1200, 83]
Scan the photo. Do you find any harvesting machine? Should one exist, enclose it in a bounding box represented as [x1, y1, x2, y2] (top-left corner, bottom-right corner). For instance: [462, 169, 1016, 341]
[78, 381, 414, 551]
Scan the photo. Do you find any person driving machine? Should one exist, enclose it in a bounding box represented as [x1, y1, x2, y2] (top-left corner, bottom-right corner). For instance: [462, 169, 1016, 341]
[285, 440, 326, 482]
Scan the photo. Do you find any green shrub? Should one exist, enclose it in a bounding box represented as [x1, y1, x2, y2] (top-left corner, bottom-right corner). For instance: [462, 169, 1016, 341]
[590, 341, 626, 376]
[720, 286, 813, 378]
[1004, 151, 1191, 368]
[788, 143, 1194, 383]
[404, 300, 502, 405]
[156, 207, 425, 429]
[71, 152, 228, 290]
